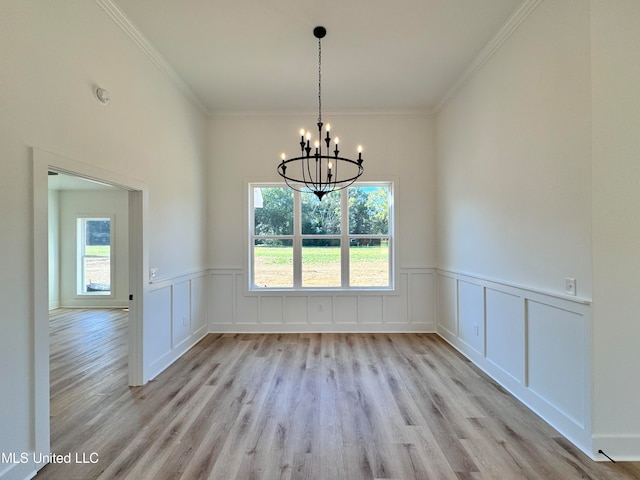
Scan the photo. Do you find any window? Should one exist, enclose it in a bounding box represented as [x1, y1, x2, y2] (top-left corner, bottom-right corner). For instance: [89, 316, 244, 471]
[250, 183, 393, 290]
[77, 217, 112, 295]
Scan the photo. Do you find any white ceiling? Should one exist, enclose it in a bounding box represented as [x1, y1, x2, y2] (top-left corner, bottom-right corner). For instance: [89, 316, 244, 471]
[111, 0, 527, 114]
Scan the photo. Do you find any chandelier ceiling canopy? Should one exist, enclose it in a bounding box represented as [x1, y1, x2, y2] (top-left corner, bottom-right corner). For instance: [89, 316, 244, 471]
[277, 26, 364, 200]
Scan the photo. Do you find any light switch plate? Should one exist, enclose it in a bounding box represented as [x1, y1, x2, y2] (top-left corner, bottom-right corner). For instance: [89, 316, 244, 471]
[150, 268, 159, 281]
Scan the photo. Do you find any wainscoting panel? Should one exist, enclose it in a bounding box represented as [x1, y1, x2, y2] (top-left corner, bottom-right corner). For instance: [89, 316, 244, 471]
[527, 300, 586, 428]
[309, 296, 333, 324]
[384, 273, 408, 323]
[458, 280, 484, 356]
[236, 275, 258, 324]
[145, 286, 172, 366]
[486, 288, 525, 384]
[436, 274, 458, 339]
[435, 270, 593, 457]
[208, 268, 436, 332]
[171, 280, 191, 349]
[334, 296, 359, 324]
[285, 296, 308, 325]
[260, 296, 284, 324]
[191, 274, 208, 333]
[145, 270, 209, 381]
[210, 272, 234, 324]
[410, 271, 436, 327]
[359, 295, 383, 324]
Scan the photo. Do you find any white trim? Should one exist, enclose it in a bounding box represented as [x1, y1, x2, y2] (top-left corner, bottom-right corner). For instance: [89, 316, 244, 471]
[95, 0, 539, 117]
[208, 267, 435, 330]
[211, 324, 432, 334]
[437, 267, 591, 305]
[592, 435, 640, 462]
[33, 147, 148, 476]
[94, 0, 208, 115]
[434, 0, 543, 113]
[210, 109, 433, 118]
[435, 268, 594, 458]
[247, 181, 395, 292]
[147, 267, 209, 287]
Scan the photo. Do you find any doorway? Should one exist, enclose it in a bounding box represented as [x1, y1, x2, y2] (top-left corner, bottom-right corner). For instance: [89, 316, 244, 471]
[33, 148, 146, 461]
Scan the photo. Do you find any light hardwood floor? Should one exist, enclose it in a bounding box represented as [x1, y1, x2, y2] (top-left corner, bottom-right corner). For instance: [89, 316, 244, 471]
[37, 308, 640, 480]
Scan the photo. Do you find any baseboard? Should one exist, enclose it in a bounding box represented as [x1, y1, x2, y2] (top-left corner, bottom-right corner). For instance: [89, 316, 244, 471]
[210, 323, 435, 334]
[592, 435, 640, 462]
[0, 458, 37, 480]
[145, 327, 208, 382]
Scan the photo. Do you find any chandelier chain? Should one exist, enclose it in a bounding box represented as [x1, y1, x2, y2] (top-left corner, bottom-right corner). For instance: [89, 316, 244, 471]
[317, 36, 322, 124]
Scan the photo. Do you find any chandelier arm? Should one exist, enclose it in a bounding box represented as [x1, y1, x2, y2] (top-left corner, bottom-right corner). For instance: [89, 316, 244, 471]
[303, 157, 314, 191]
[280, 155, 363, 166]
[331, 152, 338, 191]
[277, 156, 363, 188]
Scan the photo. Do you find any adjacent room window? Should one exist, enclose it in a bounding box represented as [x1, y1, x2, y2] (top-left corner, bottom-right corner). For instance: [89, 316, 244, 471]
[250, 183, 393, 290]
[77, 217, 112, 295]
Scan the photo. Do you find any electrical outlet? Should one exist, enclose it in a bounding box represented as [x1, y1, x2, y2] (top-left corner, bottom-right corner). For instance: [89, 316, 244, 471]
[474, 324, 479, 336]
[150, 268, 159, 281]
[565, 278, 576, 296]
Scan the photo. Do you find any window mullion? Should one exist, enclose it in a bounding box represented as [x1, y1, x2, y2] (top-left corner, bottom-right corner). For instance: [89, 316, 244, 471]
[293, 190, 302, 288]
[340, 189, 349, 287]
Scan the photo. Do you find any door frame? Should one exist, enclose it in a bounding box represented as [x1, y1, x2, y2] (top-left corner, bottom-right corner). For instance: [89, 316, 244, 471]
[32, 147, 148, 458]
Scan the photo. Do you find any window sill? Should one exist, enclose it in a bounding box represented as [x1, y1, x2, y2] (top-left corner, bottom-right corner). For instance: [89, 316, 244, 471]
[246, 286, 398, 296]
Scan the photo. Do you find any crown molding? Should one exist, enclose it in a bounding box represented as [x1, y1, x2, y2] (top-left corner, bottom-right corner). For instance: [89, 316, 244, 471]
[94, 0, 209, 116]
[96, 0, 540, 119]
[209, 108, 434, 118]
[433, 0, 543, 114]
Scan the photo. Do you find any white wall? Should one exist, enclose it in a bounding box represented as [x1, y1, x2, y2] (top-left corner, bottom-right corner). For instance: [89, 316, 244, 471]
[436, 0, 592, 298]
[435, 0, 595, 455]
[0, 2, 208, 479]
[591, 0, 640, 459]
[48, 190, 61, 309]
[58, 189, 129, 307]
[436, 0, 640, 460]
[207, 113, 437, 331]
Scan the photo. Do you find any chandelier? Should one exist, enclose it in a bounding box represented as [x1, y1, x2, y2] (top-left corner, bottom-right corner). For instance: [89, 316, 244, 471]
[277, 26, 364, 200]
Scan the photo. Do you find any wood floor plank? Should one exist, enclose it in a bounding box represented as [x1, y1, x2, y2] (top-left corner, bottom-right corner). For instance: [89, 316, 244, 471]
[36, 308, 640, 480]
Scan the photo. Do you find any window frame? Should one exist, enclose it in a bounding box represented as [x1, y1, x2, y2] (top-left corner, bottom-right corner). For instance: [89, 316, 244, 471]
[248, 181, 395, 292]
[76, 216, 115, 297]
